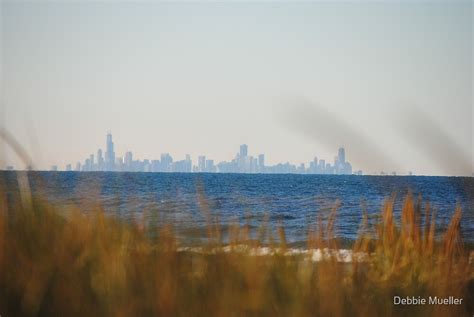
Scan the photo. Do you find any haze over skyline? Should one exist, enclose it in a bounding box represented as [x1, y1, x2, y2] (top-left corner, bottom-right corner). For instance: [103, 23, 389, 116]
[1, 1, 472, 176]
[47, 132, 358, 176]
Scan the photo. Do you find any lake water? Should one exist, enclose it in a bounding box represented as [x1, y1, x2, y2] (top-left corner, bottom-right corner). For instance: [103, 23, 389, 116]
[2, 171, 474, 245]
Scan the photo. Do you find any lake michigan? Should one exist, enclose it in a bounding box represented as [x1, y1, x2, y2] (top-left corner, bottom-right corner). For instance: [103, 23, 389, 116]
[2, 171, 473, 246]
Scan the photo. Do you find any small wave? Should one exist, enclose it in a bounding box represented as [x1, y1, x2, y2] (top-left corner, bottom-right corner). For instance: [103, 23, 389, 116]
[177, 245, 368, 263]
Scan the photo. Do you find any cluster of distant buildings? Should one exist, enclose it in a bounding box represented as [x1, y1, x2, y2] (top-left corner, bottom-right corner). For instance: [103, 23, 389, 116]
[3, 133, 362, 175]
[52, 133, 360, 175]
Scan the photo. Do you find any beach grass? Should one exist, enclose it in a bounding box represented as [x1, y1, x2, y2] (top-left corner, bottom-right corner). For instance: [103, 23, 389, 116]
[0, 179, 472, 316]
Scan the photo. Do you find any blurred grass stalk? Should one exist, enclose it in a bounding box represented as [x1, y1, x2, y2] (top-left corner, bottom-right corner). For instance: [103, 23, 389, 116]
[0, 179, 472, 316]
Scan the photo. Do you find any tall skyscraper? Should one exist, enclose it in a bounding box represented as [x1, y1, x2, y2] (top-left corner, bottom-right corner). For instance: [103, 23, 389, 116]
[309, 156, 318, 174]
[198, 156, 206, 172]
[338, 147, 346, 164]
[240, 144, 248, 158]
[185, 154, 192, 172]
[238, 144, 248, 172]
[105, 133, 115, 171]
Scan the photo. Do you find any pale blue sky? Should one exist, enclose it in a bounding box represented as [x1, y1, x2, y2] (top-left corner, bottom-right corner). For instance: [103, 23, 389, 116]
[1, 1, 472, 175]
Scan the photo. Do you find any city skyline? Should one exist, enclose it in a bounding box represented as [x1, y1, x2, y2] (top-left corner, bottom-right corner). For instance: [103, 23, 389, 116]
[53, 133, 359, 175]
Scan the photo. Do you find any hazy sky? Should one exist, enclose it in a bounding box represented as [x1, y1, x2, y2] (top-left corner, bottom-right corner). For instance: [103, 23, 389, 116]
[1, 1, 472, 175]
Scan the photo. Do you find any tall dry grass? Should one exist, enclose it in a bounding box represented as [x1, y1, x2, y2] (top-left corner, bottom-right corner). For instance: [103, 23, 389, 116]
[0, 182, 472, 316]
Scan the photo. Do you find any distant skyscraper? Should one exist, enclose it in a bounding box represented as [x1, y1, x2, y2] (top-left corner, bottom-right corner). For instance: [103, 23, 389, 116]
[105, 133, 115, 171]
[84, 158, 91, 171]
[75, 162, 81, 172]
[51, 165, 58, 171]
[344, 162, 352, 175]
[337, 147, 353, 174]
[334, 157, 341, 174]
[338, 147, 345, 164]
[97, 149, 104, 171]
[160, 153, 173, 172]
[312, 156, 319, 174]
[185, 154, 192, 172]
[258, 154, 265, 172]
[90, 154, 95, 171]
[319, 159, 326, 174]
[151, 160, 160, 172]
[251, 157, 258, 173]
[66, 164, 72, 171]
[240, 144, 248, 158]
[125, 151, 133, 171]
[143, 159, 150, 172]
[206, 159, 215, 173]
[198, 156, 206, 172]
[326, 163, 334, 174]
[238, 144, 248, 172]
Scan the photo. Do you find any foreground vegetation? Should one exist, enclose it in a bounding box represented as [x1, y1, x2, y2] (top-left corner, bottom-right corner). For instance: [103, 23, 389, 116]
[0, 181, 472, 316]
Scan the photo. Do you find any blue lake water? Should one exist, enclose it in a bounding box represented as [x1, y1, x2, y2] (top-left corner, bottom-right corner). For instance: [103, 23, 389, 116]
[2, 171, 474, 245]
